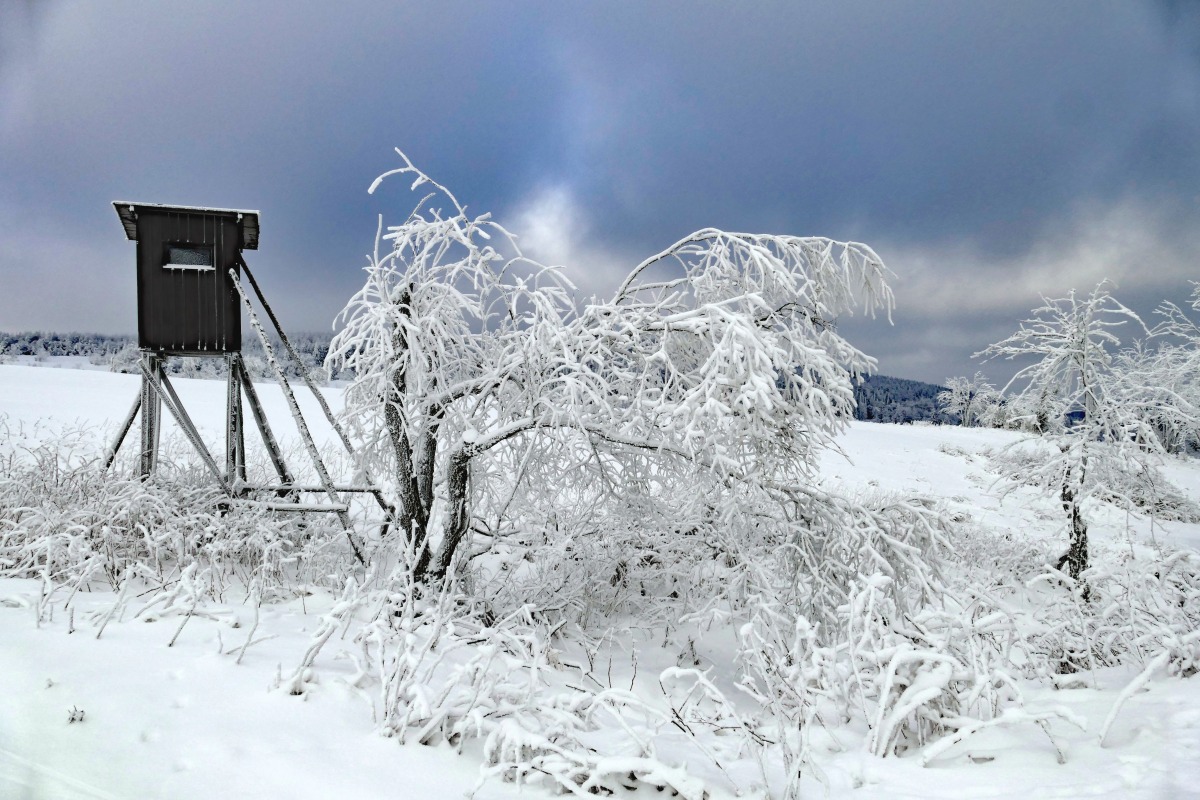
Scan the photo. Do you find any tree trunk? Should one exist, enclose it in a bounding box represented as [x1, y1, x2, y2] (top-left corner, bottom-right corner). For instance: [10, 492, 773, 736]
[414, 447, 472, 582]
[1063, 489, 1088, 580]
[384, 289, 433, 553]
[1060, 464, 1089, 586]
[413, 424, 439, 518]
[385, 397, 420, 533]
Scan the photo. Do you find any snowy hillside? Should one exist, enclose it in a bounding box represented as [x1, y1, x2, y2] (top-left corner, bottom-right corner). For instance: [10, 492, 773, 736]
[2, 364, 1199, 799]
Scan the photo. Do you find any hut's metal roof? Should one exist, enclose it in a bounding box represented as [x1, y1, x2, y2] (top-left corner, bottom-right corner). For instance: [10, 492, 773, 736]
[113, 202, 260, 250]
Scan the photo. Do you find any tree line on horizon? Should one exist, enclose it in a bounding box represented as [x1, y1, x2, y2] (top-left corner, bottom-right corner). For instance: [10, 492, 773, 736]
[0, 330, 349, 382]
[2, 330, 955, 422]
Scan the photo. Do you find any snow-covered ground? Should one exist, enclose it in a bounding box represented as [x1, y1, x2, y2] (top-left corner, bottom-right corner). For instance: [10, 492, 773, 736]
[2, 363, 1199, 798]
[0, 364, 342, 448]
[2, 355, 108, 371]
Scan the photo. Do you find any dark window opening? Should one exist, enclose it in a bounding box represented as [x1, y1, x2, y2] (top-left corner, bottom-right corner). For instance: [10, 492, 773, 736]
[164, 244, 214, 271]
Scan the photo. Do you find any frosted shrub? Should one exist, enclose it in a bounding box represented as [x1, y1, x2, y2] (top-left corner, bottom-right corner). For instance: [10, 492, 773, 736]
[824, 572, 1084, 765]
[1025, 545, 1200, 678]
[469, 480, 730, 634]
[979, 283, 1161, 581]
[937, 372, 998, 427]
[939, 509, 1200, 706]
[765, 488, 951, 636]
[461, 481, 990, 779]
[327, 149, 894, 586]
[337, 556, 716, 797]
[734, 589, 834, 795]
[988, 443, 1199, 525]
[0, 428, 349, 598]
[734, 569, 1020, 763]
[713, 491, 1097, 776]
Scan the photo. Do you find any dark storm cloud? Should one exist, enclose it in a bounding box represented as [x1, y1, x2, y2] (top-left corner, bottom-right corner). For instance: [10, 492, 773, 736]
[530, 4, 1199, 245]
[2, 1, 1198, 384]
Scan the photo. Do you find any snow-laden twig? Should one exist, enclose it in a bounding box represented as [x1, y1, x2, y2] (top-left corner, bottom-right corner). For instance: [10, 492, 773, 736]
[235, 577, 263, 665]
[1098, 649, 1169, 747]
[94, 567, 134, 640]
[283, 577, 363, 696]
[919, 706, 1086, 766]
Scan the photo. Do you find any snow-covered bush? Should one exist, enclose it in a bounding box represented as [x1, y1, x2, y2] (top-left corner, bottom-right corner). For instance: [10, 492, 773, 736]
[1108, 285, 1200, 454]
[988, 440, 1200, 525]
[326, 149, 894, 583]
[300, 549, 743, 798]
[729, 515, 1048, 770]
[1023, 545, 1200, 677]
[0, 422, 348, 598]
[938, 372, 998, 427]
[979, 282, 1163, 580]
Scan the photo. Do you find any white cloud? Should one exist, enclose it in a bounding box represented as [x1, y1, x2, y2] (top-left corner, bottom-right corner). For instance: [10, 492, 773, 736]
[510, 184, 583, 267]
[881, 198, 1199, 319]
[508, 184, 634, 300]
[830, 197, 1200, 383]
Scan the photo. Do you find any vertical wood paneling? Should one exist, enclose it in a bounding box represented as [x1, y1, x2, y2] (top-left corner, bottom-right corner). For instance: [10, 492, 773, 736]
[135, 209, 243, 353]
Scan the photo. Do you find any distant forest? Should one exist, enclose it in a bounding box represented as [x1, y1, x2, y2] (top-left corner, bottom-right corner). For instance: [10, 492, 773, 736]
[0, 331, 346, 382]
[852, 374, 947, 424]
[1, 331, 948, 423]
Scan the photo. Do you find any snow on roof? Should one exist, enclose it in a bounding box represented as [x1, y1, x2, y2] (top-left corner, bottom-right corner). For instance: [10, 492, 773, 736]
[113, 201, 261, 250]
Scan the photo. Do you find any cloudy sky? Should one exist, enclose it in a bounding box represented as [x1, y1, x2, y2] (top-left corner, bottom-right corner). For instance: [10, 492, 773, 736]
[2, 1, 1198, 383]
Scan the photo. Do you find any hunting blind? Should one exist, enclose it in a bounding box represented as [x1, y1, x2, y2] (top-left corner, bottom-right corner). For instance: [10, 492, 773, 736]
[114, 202, 258, 353]
[105, 202, 386, 563]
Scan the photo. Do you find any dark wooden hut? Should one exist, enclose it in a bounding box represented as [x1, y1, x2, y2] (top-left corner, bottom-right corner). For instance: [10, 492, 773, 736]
[113, 202, 260, 354]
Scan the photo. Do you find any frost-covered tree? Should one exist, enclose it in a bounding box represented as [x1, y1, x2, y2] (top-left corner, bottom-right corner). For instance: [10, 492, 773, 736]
[979, 282, 1159, 581]
[1110, 340, 1198, 454]
[937, 371, 997, 427]
[327, 150, 895, 581]
[1125, 282, 1200, 454]
[976, 394, 1011, 429]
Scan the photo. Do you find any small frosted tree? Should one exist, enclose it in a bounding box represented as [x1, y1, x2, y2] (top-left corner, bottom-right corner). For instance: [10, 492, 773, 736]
[979, 282, 1158, 581]
[1111, 340, 1199, 454]
[1128, 282, 1200, 454]
[327, 149, 896, 582]
[937, 372, 997, 427]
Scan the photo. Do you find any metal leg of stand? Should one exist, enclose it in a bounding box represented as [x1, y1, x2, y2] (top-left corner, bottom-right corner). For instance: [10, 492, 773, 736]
[226, 353, 246, 486]
[103, 392, 141, 472]
[139, 352, 162, 479]
[236, 356, 293, 485]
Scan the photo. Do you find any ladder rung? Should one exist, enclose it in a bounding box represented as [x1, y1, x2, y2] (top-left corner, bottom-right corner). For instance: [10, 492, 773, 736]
[237, 484, 382, 494]
[240, 500, 351, 513]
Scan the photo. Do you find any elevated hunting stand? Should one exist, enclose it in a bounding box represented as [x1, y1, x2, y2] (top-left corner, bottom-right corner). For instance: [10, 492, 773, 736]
[105, 202, 387, 562]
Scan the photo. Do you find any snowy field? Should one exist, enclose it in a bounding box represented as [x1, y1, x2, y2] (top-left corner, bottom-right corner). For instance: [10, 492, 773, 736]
[2, 363, 1199, 799]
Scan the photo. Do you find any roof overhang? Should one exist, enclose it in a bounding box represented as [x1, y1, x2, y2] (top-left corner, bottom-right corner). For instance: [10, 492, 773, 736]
[113, 201, 260, 250]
